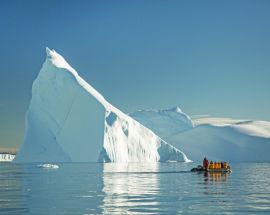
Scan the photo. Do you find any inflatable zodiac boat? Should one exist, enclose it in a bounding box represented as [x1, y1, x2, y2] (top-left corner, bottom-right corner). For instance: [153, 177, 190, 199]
[191, 165, 232, 173]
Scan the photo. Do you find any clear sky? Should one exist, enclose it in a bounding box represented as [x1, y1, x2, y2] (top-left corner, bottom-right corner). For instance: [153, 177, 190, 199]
[1, 0, 270, 149]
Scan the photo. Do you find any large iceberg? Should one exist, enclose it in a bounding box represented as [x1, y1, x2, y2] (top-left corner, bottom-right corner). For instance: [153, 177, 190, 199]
[14, 48, 190, 163]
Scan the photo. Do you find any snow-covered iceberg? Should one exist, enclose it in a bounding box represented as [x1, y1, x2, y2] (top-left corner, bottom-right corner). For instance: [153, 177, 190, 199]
[14, 48, 190, 163]
[132, 109, 270, 162]
[169, 118, 270, 162]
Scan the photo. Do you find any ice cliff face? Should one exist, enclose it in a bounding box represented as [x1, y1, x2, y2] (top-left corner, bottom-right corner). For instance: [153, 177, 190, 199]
[102, 110, 190, 162]
[14, 48, 190, 163]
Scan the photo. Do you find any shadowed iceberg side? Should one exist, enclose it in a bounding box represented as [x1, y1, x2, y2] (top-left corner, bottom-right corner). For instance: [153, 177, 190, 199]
[14, 48, 190, 163]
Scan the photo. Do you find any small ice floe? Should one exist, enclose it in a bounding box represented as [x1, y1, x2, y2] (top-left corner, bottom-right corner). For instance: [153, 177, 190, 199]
[37, 164, 59, 169]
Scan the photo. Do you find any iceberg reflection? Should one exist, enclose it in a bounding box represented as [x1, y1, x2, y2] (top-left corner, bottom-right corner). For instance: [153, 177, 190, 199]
[101, 163, 161, 214]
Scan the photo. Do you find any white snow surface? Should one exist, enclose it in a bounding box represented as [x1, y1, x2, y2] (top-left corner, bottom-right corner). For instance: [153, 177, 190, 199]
[14, 48, 190, 163]
[130, 107, 194, 139]
[193, 117, 270, 138]
[133, 112, 270, 162]
[193, 117, 243, 126]
[0, 153, 15, 162]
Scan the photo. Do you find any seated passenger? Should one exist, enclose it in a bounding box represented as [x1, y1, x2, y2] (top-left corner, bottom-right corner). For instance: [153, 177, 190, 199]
[221, 162, 224, 169]
[209, 161, 213, 169]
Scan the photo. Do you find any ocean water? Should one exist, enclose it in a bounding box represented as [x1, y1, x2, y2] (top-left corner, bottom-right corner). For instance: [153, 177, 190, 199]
[0, 162, 269, 215]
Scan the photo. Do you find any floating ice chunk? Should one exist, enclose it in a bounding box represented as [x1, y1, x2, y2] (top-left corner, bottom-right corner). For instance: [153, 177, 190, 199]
[38, 164, 59, 169]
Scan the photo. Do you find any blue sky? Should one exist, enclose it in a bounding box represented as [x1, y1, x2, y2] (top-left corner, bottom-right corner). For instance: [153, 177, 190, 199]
[1, 0, 270, 149]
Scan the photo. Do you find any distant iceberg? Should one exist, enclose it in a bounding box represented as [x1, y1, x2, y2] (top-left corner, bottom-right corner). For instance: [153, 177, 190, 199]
[14, 48, 190, 163]
[132, 109, 270, 162]
[0, 153, 15, 162]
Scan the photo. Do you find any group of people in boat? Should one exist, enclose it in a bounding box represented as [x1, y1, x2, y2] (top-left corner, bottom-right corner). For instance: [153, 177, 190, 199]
[203, 157, 230, 169]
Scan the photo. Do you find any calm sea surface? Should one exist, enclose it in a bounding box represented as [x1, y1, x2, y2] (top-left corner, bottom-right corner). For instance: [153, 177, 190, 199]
[0, 162, 269, 215]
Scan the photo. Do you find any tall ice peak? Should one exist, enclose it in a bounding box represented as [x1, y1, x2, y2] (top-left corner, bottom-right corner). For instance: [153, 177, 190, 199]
[45, 47, 77, 76]
[14, 48, 191, 163]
